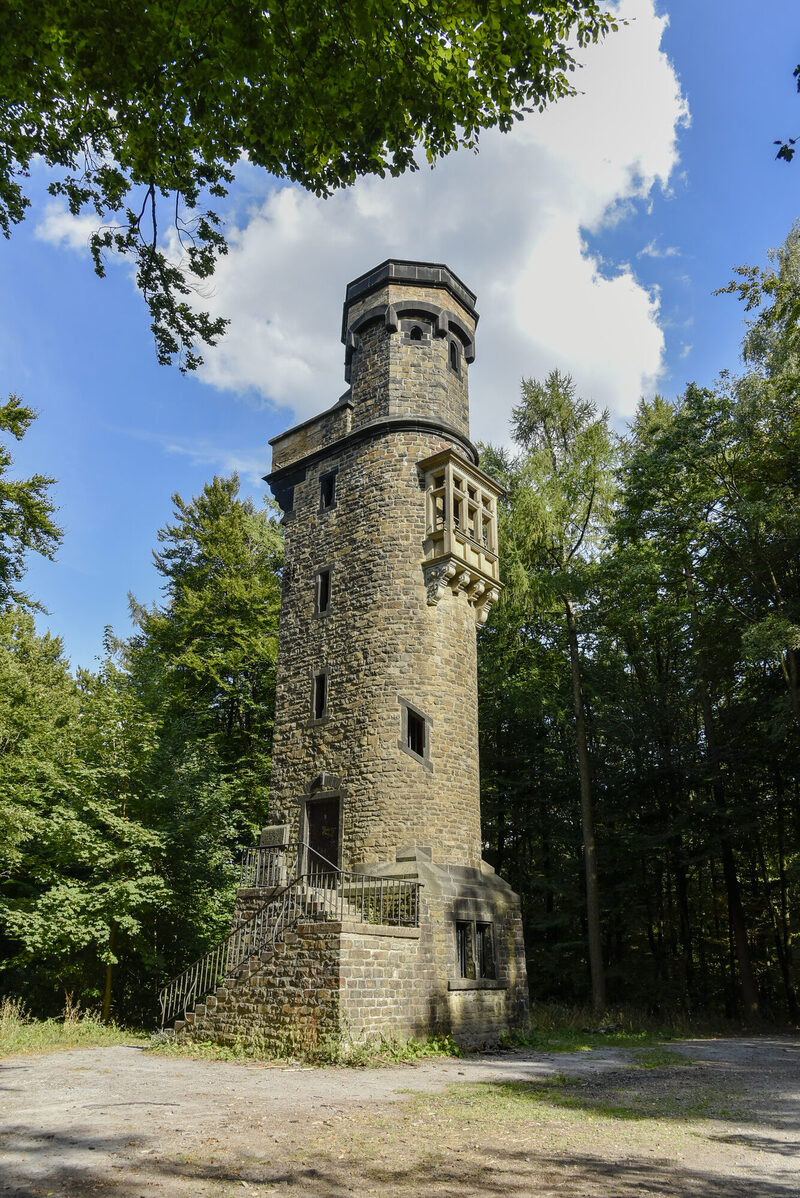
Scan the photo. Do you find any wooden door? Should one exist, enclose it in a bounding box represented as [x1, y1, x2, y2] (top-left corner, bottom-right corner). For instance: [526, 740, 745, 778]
[306, 797, 340, 872]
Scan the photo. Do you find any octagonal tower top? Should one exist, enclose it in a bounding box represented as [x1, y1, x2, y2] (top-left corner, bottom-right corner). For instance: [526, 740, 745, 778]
[341, 259, 479, 341]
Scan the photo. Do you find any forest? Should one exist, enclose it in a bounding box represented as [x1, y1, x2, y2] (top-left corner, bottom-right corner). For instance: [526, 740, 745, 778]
[1, 225, 798, 1027]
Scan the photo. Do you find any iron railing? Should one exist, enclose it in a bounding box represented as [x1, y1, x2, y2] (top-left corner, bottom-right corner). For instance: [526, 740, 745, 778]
[239, 842, 299, 888]
[158, 845, 420, 1027]
[159, 887, 295, 1027]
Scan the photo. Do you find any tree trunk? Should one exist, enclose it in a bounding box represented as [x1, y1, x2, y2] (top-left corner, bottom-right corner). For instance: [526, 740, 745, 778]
[684, 566, 759, 1020]
[779, 644, 800, 737]
[564, 596, 605, 1015]
[696, 671, 759, 1019]
[102, 922, 116, 1024]
[718, 835, 759, 1019]
[755, 830, 799, 1022]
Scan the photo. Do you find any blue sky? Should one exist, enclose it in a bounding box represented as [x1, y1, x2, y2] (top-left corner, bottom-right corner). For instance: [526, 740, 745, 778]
[1, 0, 798, 671]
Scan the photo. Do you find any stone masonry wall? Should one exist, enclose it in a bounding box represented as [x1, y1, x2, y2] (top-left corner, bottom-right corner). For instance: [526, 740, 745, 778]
[177, 875, 528, 1051]
[268, 423, 483, 869]
[270, 399, 353, 474]
[177, 922, 343, 1055]
[338, 924, 432, 1041]
[347, 280, 474, 438]
[412, 858, 529, 1045]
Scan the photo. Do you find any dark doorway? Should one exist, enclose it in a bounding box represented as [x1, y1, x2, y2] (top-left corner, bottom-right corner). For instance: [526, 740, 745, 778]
[306, 797, 340, 871]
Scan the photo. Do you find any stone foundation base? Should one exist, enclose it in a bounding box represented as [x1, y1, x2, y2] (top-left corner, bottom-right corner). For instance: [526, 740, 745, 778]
[177, 850, 529, 1052]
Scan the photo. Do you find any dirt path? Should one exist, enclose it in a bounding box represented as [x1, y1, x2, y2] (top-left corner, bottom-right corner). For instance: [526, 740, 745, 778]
[2, 1037, 798, 1196]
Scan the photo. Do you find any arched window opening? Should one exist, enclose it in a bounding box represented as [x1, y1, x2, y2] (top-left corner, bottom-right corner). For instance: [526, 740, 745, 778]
[449, 339, 460, 373]
[410, 325, 423, 341]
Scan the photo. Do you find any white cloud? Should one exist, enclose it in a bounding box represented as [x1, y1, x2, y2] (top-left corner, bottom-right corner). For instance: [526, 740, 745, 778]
[158, 440, 268, 490]
[35, 202, 100, 252]
[117, 427, 268, 489]
[34, 0, 689, 435]
[638, 239, 681, 259]
[198, 0, 689, 434]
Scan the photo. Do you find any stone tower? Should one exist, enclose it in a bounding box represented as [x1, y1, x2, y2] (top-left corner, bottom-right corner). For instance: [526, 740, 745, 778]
[264, 260, 528, 1042]
[163, 261, 528, 1049]
[266, 259, 502, 873]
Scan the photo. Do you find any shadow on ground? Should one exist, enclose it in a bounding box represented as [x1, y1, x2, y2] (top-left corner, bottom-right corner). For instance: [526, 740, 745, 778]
[1, 1126, 798, 1198]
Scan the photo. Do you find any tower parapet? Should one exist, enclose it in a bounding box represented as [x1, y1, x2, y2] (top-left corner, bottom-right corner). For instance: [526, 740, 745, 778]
[342, 259, 477, 438]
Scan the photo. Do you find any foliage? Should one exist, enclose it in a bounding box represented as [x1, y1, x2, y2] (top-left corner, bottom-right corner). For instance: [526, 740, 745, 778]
[502, 370, 617, 596]
[0, 476, 282, 1021]
[716, 219, 800, 378]
[150, 1030, 462, 1066]
[479, 227, 800, 1023]
[0, 1, 618, 369]
[0, 396, 61, 612]
[0, 612, 167, 1011]
[481, 371, 618, 1014]
[117, 476, 283, 1018]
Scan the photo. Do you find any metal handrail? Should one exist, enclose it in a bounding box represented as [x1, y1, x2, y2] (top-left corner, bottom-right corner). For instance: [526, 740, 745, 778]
[239, 842, 300, 888]
[158, 843, 421, 1026]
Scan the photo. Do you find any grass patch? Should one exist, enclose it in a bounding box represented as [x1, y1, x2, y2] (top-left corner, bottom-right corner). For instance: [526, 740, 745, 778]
[148, 1030, 463, 1068]
[502, 1026, 657, 1053]
[0, 996, 147, 1058]
[409, 1070, 736, 1126]
[631, 1046, 691, 1070]
[501, 1001, 750, 1055]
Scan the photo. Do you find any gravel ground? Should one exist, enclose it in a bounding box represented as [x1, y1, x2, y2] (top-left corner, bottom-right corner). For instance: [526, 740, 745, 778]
[1, 1036, 798, 1196]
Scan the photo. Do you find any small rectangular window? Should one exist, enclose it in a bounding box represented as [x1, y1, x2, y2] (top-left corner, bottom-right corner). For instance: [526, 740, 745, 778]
[407, 709, 425, 758]
[313, 672, 327, 720]
[316, 568, 331, 614]
[456, 922, 473, 979]
[476, 923, 496, 979]
[319, 471, 337, 510]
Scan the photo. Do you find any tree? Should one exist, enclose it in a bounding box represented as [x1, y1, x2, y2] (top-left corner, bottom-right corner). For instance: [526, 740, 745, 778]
[0, 2, 618, 369]
[718, 220, 800, 379]
[484, 371, 618, 1014]
[0, 612, 166, 1015]
[714, 224, 800, 734]
[123, 475, 283, 1005]
[1, 477, 284, 1020]
[613, 388, 772, 1019]
[129, 474, 283, 795]
[0, 395, 61, 611]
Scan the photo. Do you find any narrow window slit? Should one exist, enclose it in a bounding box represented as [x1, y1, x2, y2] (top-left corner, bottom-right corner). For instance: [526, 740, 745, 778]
[316, 568, 331, 613]
[320, 471, 336, 510]
[407, 709, 425, 757]
[313, 672, 327, 720]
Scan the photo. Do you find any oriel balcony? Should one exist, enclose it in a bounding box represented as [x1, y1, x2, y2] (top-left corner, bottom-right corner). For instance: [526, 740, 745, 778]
[418, 449, 503, 625]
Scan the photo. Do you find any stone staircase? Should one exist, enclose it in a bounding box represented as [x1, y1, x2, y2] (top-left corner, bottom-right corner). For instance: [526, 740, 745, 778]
[158, 848, 420, 1036]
